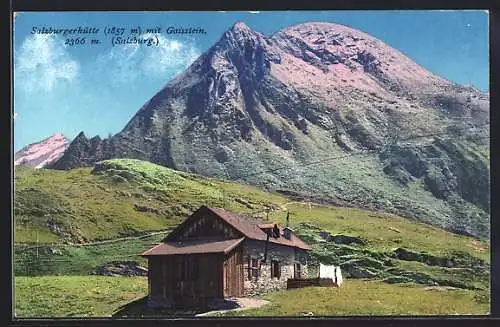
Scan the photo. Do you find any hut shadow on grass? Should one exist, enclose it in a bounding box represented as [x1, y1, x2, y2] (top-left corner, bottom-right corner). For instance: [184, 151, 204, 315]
[112, 296, 240, 318]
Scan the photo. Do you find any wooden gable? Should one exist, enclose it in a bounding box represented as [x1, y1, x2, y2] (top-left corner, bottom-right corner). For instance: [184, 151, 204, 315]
[165, 206, 243, 242]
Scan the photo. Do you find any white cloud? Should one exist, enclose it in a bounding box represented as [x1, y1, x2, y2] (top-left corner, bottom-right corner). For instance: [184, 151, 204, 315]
[143, 35, 200, 75]
[95, 42, 142, 85]
[96, 34, 200, 86]
[15, 34, 79, 93]
[249, 11, 260, 14]
[13, 112, 17, 120]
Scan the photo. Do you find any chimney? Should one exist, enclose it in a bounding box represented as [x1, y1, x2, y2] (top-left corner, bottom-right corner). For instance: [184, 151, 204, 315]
[283, 227, 293, 240]
[272, 224, 280, 238]
[263, 232, 270, 263]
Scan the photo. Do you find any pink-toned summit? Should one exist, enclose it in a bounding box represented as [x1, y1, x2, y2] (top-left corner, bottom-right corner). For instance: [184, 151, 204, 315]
[15, 133, 69, 168]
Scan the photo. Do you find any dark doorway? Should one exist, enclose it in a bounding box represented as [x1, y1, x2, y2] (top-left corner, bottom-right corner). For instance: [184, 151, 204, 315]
[271, 260, 281, 278]
[294, 263, 301, 279]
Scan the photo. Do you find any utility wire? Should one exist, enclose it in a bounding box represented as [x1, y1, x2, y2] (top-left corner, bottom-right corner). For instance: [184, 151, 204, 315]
[398, 122, 489, 142]
[14, 231, 170, 250]
[177, 119, 488, 185]
[229, 122, 488, 182]
[14, 253, 145, 264]
[232, 149, 379, 181]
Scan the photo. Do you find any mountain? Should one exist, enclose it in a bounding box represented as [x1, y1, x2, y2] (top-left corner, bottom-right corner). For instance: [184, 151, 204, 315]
[49, 22, 490, 239]
[15, 133, 70, 168]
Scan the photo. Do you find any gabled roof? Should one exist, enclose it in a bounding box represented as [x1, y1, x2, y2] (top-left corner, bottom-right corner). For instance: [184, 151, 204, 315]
[140, 237, 245, 256]
[206, 207, 311, 250]
[150, 206, 312, 253]
[207, 207, 268, 241]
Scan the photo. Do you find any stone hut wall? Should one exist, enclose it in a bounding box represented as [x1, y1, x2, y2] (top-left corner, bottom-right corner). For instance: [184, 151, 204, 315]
[242, 239, 308, 296]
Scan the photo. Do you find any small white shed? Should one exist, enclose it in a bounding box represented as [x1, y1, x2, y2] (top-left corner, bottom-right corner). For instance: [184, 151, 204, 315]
[319, 263, 343, 286]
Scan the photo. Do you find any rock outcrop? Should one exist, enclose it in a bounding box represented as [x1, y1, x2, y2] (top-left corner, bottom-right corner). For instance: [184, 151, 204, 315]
[93, 261, 148, 276]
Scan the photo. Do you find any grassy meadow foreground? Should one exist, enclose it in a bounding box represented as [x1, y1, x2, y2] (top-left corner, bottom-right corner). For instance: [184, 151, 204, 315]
[15, 276, 148, 317]
[15, 276, 488, 317]
[224, 280, 489, 316]
[14, 159, 490, 317]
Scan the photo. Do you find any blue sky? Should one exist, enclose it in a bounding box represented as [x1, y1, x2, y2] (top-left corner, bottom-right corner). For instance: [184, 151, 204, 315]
[12, 10, 489, 151]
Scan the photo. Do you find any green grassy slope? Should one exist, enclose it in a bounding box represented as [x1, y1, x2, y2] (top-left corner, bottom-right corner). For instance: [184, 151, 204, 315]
[14, 159, 286, 243]
[269, 203, 490, 262]
[14, 233, 167, 276]
[14, 159, 489, 256]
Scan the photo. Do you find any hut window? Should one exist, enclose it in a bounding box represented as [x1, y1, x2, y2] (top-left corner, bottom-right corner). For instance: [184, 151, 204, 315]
[271, 260, 281, 278]
[251, 258, 259, 278]
[248, 256, 259, 280]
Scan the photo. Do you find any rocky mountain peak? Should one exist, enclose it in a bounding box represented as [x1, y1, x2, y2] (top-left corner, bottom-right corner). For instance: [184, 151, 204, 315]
[15, 133, 70, 168]
[230, 21, 255, 34]
[51, 133, 67, 140]
[270, 22, 451, 97]
[73, 131, 88, 142]
[212, 21, 276, 65]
